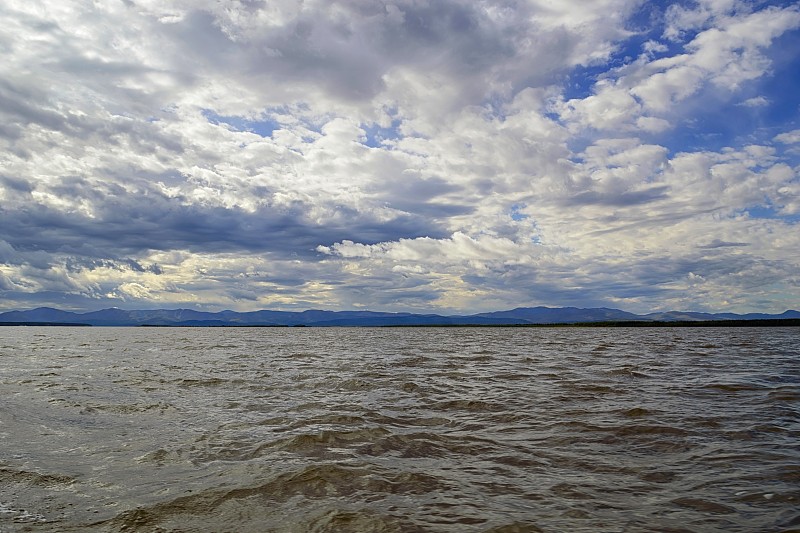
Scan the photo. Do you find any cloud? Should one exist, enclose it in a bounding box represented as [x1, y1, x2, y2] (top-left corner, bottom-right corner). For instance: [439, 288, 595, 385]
[699, 239, 749, 249]
[1, 0, 799, 314]
[774, 129, 800, 144]
[316, 139, 799, 312]
[558, 4, 800, 133]
[738, 96, 769, 107]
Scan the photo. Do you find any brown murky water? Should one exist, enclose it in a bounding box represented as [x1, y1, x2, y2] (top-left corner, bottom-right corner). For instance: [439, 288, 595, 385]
[1, 326, 798, 532]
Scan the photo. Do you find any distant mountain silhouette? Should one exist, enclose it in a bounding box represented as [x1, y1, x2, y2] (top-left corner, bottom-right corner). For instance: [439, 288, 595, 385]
[473, 306, 642, 323]
[0, 306, 798, 326]
[0, 307, 83, 323]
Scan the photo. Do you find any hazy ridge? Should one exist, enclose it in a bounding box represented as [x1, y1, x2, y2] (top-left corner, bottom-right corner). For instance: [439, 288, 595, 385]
[1, 306, 798, 327]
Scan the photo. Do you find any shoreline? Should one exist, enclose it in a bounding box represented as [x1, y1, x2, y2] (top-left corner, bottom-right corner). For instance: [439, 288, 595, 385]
[1, 319, 798, 328]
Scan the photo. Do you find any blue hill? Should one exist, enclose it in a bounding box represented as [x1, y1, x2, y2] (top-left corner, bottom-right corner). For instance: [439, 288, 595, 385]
[0, 306, 797, 326]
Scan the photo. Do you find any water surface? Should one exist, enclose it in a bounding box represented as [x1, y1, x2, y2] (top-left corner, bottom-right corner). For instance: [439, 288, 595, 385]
[1, 326, 798, 532]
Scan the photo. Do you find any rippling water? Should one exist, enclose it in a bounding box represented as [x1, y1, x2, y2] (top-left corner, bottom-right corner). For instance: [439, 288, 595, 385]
[1, 326, 798, 532]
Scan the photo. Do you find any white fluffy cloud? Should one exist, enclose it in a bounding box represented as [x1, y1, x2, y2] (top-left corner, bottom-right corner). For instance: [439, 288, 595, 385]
[0, 0, 798, 313]
[559, 4, 800, 132]
[775, 129, 800, 145]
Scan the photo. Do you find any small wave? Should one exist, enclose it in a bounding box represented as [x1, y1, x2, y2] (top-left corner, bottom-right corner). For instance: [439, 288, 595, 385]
[605, 366, 651, 378]
[362, 413, 452, 428]
[359, 431, 497, 459]
[483, 521, 544, 532]
[431, 399, 506, 412]
[135, 448, 183, 465]
[672, 497, 736, 514]
[465, 354, 494, 363]
[562, 383, 624, 395]
[0, 467, 76, 487]
[490, 372, 533, 381]
[178, 377, 234, 387]
[280, 414, 368, 430]
[735, 490, 800, 504]
[395, 355, 432, 367]
[620, 407, 653, 417]
[96, 464, 445, 532]
[550, 482, 593, 500]
[703, 383, 767, 392]
[266, 427, 392, 455]
[0, 468, 74, 528]
[0, 502, 48, 525]
[614, 424, 690, 437]
[305, 508, 411, 533]
[776, 465, 800, 484]
[490, 455, 548, 469]
[192, 426, 393, 463]
[639, 470, 677, 483]
[83, 402, 175, 414]
[333, 378, 375, 391]
[768, 388, 800, 401]
[400, 381, 422, 392]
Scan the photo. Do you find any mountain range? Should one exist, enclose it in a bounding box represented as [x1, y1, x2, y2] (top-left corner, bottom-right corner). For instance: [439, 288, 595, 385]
[0, 306, 798, 327]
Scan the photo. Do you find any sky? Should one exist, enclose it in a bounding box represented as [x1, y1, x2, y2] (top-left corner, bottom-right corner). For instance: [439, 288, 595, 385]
[1, 0, 799, 314]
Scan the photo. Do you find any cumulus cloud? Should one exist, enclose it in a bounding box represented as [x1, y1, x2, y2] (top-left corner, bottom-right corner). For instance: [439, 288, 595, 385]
[739, 96, 769, 107]
[559, 4, 800, 132]
[774, 129, 800, 144]
[0, 0, 798, 314]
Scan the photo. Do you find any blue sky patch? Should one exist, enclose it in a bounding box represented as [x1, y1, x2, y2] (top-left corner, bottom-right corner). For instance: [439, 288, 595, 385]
[361, 120, 402, 148]
[201, 109, 281, 138]
[510, 204, 529, 221]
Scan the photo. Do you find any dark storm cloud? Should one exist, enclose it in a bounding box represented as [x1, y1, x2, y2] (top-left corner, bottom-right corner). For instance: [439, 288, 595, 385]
[0, 239, 53, 270]
[0, 174, 33, 193]
[0, 180, 447, 261]
[0, 79, 68, 133]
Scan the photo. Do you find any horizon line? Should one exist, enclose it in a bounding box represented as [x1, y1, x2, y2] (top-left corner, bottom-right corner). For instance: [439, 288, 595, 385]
[2, 305, 797, 316]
